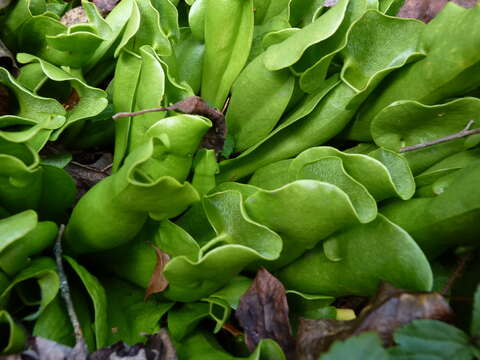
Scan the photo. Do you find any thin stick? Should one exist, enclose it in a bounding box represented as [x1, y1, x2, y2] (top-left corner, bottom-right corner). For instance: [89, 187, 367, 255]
[70, 161, 111, 174]
[440, 251, 474, 296]
[112, 107, 171, 120]
[54, 225, 88, 356]
[400, 120, 480, 153]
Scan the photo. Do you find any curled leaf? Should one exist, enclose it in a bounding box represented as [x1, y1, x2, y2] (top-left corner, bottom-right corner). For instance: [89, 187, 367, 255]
[145, 246, 170, 299]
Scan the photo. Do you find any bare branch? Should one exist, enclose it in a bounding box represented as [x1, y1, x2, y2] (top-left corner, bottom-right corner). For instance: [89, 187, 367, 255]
[54, 225, 88, 357]
[399, 120, 480, 153]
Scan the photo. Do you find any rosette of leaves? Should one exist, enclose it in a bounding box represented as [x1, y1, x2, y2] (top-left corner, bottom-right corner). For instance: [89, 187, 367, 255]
[65, 114, 211, 254]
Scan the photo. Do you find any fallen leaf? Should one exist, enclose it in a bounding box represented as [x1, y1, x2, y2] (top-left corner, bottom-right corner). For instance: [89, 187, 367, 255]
[295, 282, 454, 359]
[296, 319, 353, 360]
[144, 246, 170, 299]
[64, 90, 81, 111]
[236, 268, 295, 359]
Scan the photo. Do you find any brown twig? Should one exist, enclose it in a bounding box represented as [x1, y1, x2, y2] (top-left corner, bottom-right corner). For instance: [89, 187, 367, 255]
[112, 96, 227, 155]
[440, 251, 474, 296]
[54, 225, 88, 357]
[400, 120, 480, 153]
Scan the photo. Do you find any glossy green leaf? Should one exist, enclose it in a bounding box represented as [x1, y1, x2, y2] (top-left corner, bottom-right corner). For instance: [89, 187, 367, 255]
[350, 3, 480, 140]
[188, 0, 206, 41]
[0, 67, 65, 150]
[393, 320, 475, 360]
[278, 214, 432, 296]
[112, 46, 165, 170]
[382, 161, 480, 258]
[162, 190, 282, 301]
[0, 257, 60, 321]
[298, 0, 379, 93]
[175, 28, 204, 94]
[66, 115, 209, 254]
[263, 0, 349, 71]
[168, 302, 210, 341]
[248, 159, 292, 190]
[226, 53, 295, 152]
[115, 0, 172, 56]
[201, 0, 254, 108]
[245, 180, 363, 268]
[218, 77, 340, 182]
[17, 53, 109, 140]
[0, 310, 27, 354]
[65, 256, 108, 349]
[341, 11, 425, 94]
[0, 218, 57, 276]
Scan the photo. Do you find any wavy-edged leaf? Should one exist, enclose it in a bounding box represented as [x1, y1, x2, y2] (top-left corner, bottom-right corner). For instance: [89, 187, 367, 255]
[218, 76, 340, 182]
[382, 161, 480, 258]
[0, 257, 60, 321]
[278, 214, 432, 297]
[341, 11, 425, 94]
[226, 53, 295, 152]
[299, 0, 379, 93]
[175, 28, 205, 94]
[114, 0, 172, 56]
[0, 67, 65, 150]
[162, 190, 282, 301]
[66, 115, 209, 254]
[350, 3, 480, 141]
[248, 159, 292, 190]
[17, 53, 108, 140]
[263, 0, 349, 71]
[245, 180, 364, 268]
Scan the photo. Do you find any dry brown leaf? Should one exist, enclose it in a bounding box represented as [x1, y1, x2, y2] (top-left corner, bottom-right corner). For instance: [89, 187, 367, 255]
[236, 268, 296, 359]
[144, 246, 170, 300]
[295, 282, 454, 360]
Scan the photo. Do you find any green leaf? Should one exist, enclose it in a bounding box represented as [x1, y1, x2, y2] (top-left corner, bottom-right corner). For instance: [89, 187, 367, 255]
[0, 257, 60, 321]
[16, 53, 109, 141]
[0, 67, 66, 150]
[201, 0, 254, 108]
[162, 190, 282, 301]
[0, 310, 27, 354]
[472, 284, 480, 338]
[382, 162, 480, 258]
[320, 332, 389, 360]
[393, 320, 475, 360]
[350, 3, 480, 141]
[263, 0, 349, 71]
[66, 115, 209, 254]
[65, 256, 108, 349]
[226, 53, 295, 152]
[278, 214, 432, 296]
[103, 277, 174, 345]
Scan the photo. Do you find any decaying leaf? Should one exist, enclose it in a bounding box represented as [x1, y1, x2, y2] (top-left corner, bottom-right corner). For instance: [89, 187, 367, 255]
[145, 246, 170, 299]
[397, 0, 480, 23]
[236, 268, 295, 359]
[296, 282, 454, 360]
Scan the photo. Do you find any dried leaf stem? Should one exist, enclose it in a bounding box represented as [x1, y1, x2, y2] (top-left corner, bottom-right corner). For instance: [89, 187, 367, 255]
[54, 225, 88, 357]
[400, 120, 480, 153]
